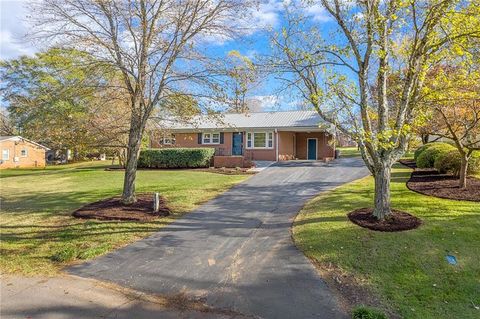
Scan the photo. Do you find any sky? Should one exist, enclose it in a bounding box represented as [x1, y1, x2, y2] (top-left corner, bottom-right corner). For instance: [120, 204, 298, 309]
[0, 0, 335, 111]
[0, 0, 37, 59]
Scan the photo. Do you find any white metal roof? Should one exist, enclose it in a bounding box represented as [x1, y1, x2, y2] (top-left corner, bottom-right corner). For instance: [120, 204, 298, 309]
[154, 110, 334, 132]
[0, 136, 50, 150]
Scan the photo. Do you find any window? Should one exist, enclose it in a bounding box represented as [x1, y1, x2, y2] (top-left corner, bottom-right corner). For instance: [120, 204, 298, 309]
[21, 149, 28, 157]
[160, 134, 175, 145]
[2, 149, 9, 161]
[203, 132, 220, 144]
[212, 133, 220, 144]
[268, 132, 273, 148]
[246, 132, 274, 149]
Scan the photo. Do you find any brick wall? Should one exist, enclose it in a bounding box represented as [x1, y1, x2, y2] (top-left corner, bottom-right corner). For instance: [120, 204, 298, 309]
[213, 156, 245, 168]
[295, 132, 334, 160]
[0, 140, 47, 169]
[149, 130, 334, 162]
[151, 132, 233, 156]
[278, 131, 295, 160]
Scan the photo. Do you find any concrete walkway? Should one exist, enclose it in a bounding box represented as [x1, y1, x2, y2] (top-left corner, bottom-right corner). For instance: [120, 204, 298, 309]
[68, 158, 368, 319]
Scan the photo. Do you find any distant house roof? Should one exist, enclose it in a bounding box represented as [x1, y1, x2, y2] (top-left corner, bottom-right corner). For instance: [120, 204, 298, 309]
[153, 110, 335, 133]
[0, 136, 50, 150]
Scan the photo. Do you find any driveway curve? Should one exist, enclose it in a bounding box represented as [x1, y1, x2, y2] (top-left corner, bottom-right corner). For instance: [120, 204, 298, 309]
[69, 157, 369, 319]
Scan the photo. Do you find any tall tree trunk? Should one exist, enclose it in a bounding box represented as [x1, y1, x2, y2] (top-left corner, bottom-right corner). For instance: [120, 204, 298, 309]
[421, 134, 429, 145]
[373, 163, 392, 220]
[459, 155, 468, 189]
[121, 124, 144, 204]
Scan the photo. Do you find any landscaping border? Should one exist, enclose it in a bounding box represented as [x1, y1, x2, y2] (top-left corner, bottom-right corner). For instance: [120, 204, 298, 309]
[399, 160, 480, 202]
[72, 193, 171, 221]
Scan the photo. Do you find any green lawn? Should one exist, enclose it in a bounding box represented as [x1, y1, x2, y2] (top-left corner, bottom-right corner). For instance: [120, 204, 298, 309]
[294, 164, 480, 319]
[336, 147, 415, 159]
[337, 147, 361, 157]
[0, 162, 248, 275]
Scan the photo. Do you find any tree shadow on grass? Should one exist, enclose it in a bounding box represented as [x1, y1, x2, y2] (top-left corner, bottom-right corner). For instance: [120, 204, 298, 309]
[0, 164, 112, 179]
[1, 190, 122, 215]
[0, 222, 169, 242]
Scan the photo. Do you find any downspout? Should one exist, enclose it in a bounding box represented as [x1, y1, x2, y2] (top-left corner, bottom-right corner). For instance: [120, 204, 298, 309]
[275, 129, 279, 161]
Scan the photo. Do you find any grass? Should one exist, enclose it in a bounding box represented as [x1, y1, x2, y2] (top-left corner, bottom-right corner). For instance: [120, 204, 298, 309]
[336, 147, 415, 159]
[0, 161, 248, 275]
[293, 164, 480, 319]
[337, 147, 361, 157]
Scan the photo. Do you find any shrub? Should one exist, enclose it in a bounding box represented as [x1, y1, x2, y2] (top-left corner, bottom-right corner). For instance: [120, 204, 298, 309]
[416, 143, 455, 168]
[352, 306, 388, 319]
[434, 150, 480, 175]
[137, 148, 215, 169]
[414, 144, 431, 161]
[51, 245, 78, 262]
[414, 142, 449, 161]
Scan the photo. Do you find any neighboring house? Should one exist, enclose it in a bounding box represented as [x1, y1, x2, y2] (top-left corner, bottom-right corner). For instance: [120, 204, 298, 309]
[336, 132, 357, 147]
[151, 111, 336, 167]
[0, 136, 50, 169]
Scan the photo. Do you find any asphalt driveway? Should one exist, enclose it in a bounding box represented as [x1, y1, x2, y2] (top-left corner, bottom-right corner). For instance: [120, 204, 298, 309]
[69, 157, 369, 319]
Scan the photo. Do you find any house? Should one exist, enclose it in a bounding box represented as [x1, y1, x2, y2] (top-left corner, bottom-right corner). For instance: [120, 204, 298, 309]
[0, 136, 50, 169]
[336, 132, 357, 147]
[150, 110, 336, 167]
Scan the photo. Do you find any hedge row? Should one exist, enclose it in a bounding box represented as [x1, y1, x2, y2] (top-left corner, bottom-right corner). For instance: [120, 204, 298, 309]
[414, 142, 480, 175]
[137, 148, 215, 168]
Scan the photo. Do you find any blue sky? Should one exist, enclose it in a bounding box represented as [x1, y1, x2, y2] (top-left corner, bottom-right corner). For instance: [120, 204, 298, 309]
[0, 0, 335, 111]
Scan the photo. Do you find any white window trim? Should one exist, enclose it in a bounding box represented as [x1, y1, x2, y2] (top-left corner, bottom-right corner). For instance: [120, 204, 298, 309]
[246, 131, 274, 149]
[160, 134, 176, 145]
[21, 149, 28, 157]
[202, 132, 220, 145]
[2, 149, 10, 161]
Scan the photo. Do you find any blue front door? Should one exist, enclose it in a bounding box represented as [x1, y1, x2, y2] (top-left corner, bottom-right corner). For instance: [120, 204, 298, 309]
[232, 132, 243, 155]
[307, 139, 317, 160]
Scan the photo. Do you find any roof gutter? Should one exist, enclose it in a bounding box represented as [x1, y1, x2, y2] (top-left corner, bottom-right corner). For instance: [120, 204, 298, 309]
[166, 126, 331, 133]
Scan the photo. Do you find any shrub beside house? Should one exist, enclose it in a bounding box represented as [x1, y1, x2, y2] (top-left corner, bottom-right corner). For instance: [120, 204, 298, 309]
[138, 148, 215, 168]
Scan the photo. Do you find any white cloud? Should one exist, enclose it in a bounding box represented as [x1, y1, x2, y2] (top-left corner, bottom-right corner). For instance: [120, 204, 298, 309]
[304, 3, 331, 22]
[0, 0, 39, 60]
[196, 0, 286, 46]
[248, 94, 304, 111]
[251, 0, 285, 29]
[248, 94, 283, 111]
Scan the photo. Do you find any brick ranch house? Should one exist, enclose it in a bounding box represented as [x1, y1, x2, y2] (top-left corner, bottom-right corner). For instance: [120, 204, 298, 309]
[0, 136, 50, 169]
[150, 110, 336, 167]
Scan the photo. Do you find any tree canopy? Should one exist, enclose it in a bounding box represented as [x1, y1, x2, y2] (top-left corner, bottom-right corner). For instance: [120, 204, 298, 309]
[0, 48, 130, 158]
[270, 0, 480, 218]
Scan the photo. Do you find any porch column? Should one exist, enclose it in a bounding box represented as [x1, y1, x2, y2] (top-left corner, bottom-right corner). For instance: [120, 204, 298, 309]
[275, 129, 279, 161]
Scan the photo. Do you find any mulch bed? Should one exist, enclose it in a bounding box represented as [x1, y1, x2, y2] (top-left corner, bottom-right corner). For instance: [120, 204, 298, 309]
[398, 158, 416, 169]
[72, 193, 170, 221]
[399, 159, 480, 202]
[347, 208, 422, 232]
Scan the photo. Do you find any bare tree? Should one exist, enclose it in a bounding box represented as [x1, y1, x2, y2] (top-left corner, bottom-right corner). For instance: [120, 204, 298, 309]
[0, 109, 16, 136]
[224, 50, 259, 113]
[270, 0, 480, 219]
[31, 0, 252, 204]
